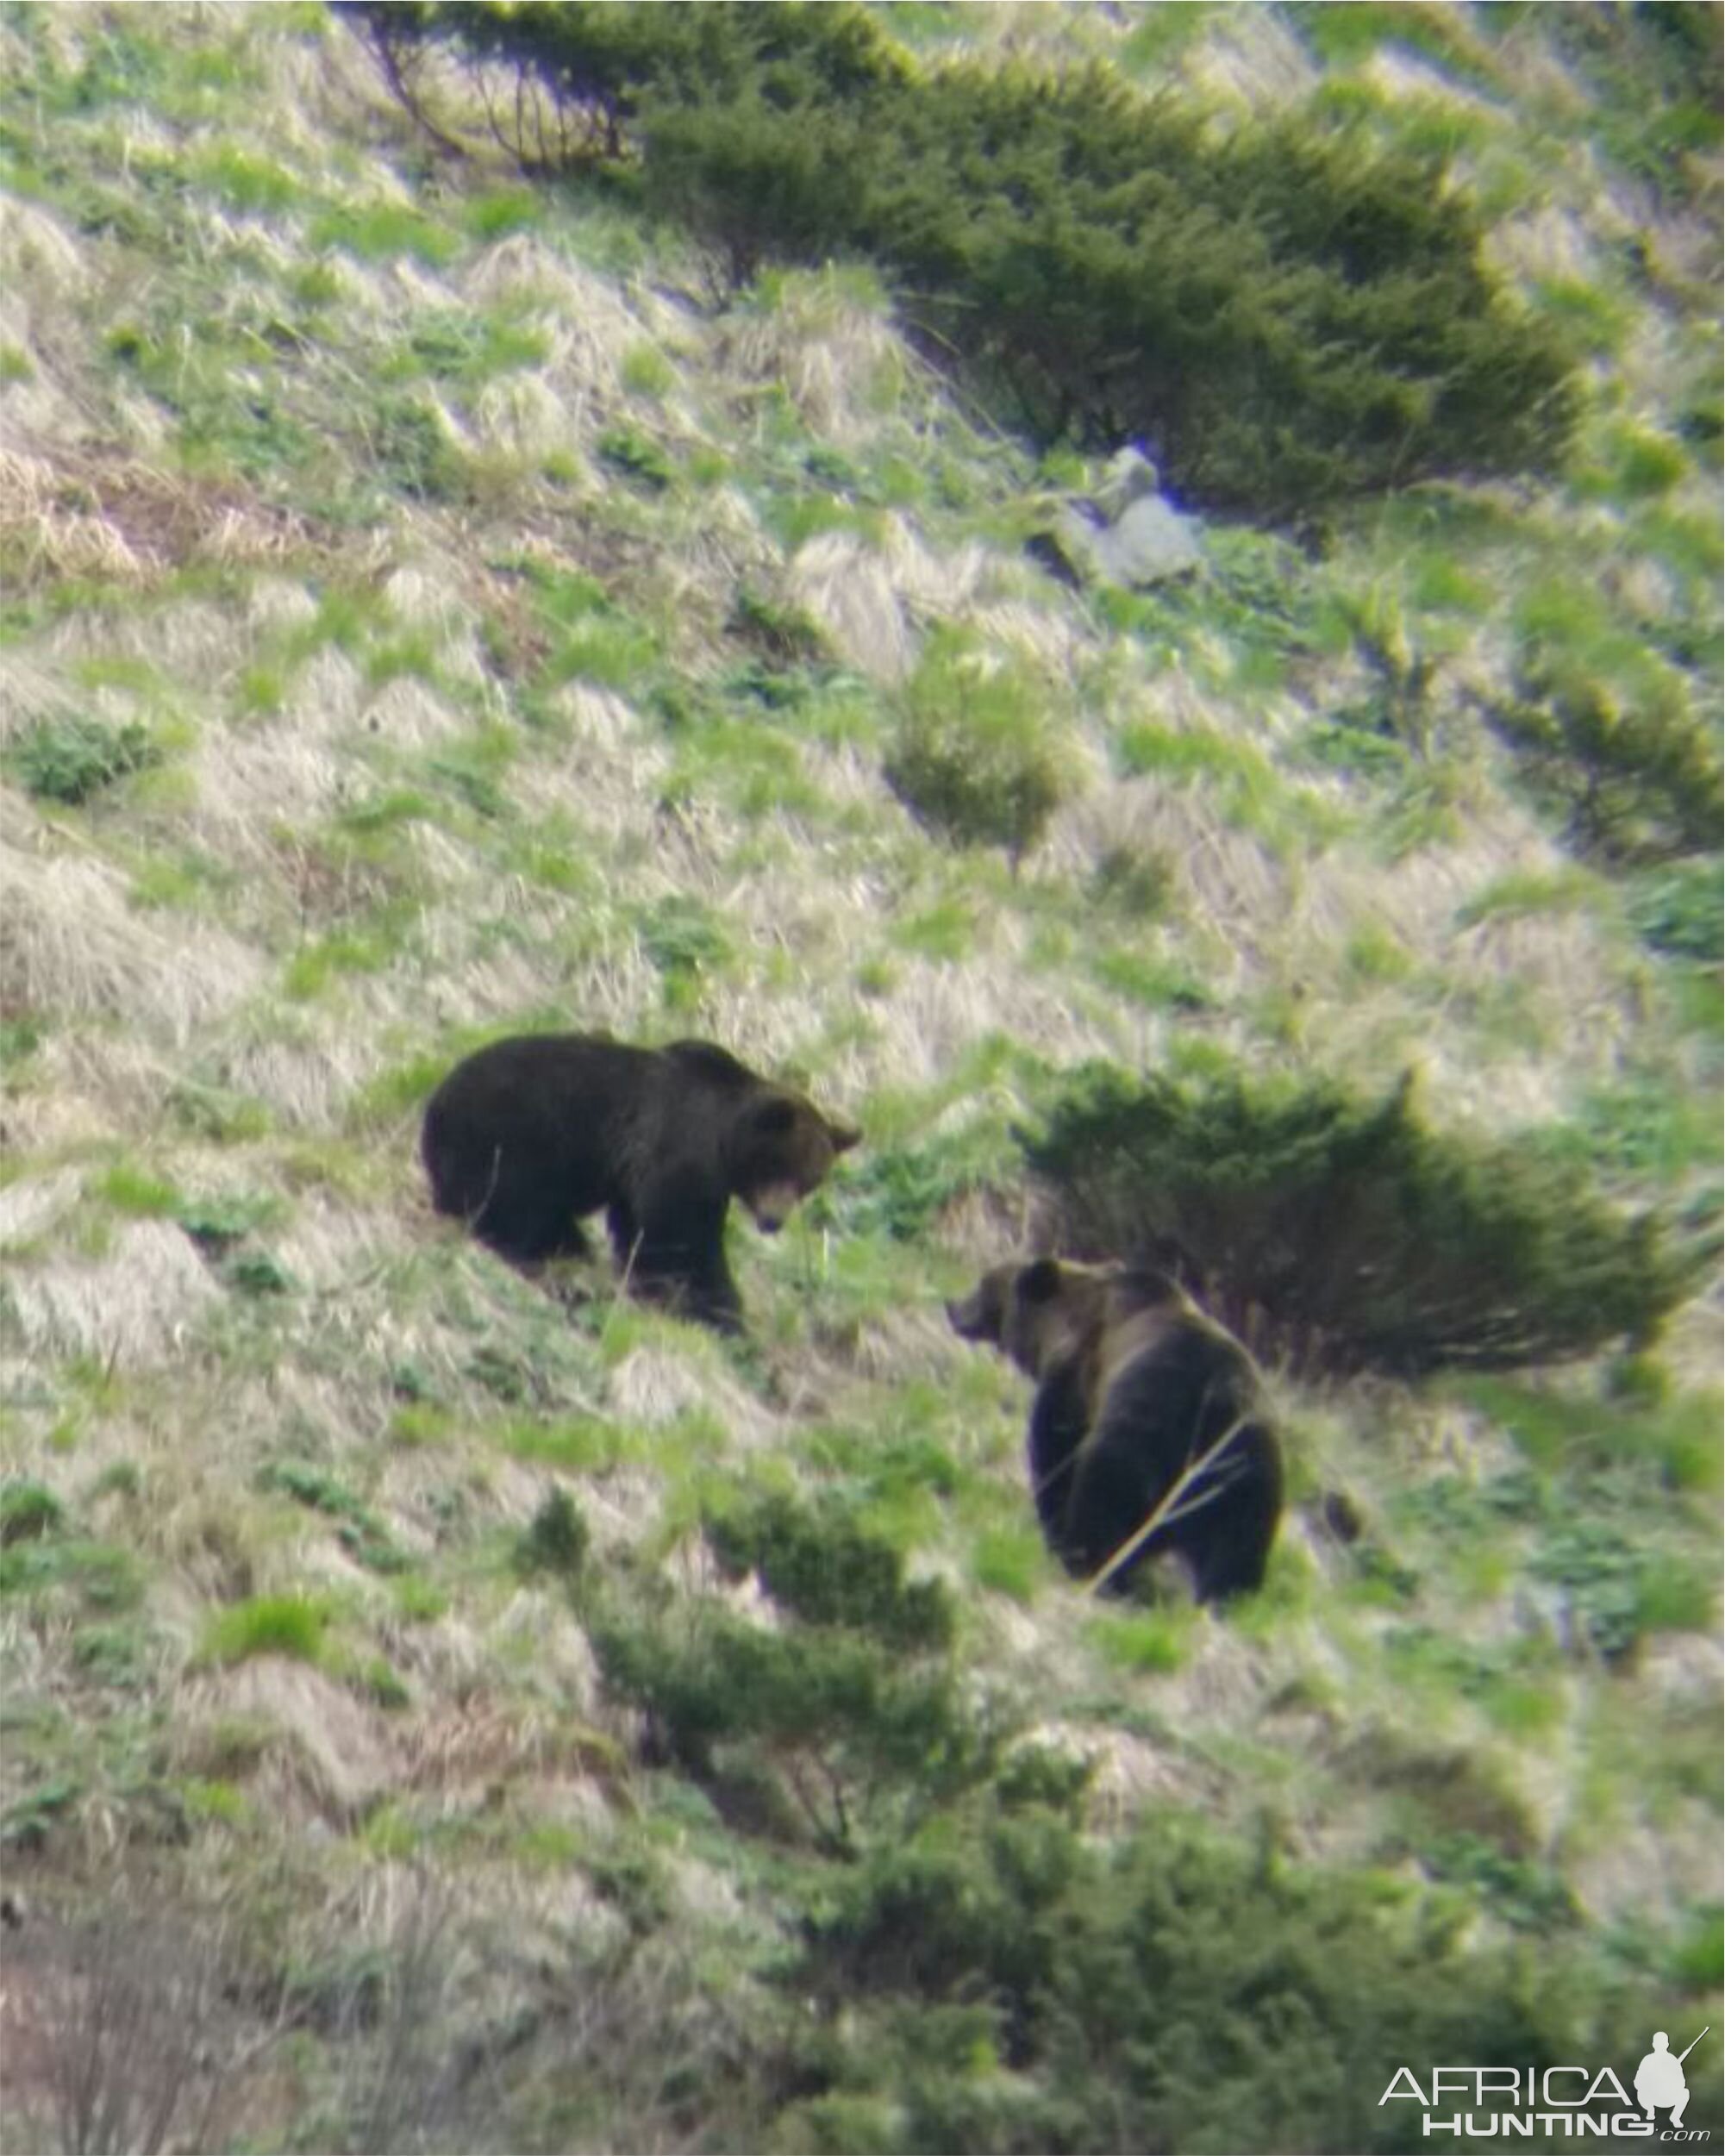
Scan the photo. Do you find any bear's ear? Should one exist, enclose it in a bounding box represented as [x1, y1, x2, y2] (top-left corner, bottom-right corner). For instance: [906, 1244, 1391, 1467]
[828, 1120, 861, 1154]
[1018, 1256, 1064, 1303]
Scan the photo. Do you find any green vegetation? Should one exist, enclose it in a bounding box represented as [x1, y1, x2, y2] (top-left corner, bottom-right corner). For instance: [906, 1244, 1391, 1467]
[353, 0, 1580, 515]
[197, 1593, 331, 1668]
[1488, 605, 1723, 861]
[516, 1484, 591, 1579]
[6, 713, 160, 804]
[1023, 1064, 1706, 1373]
[0, 3, 1716, 2150]
[884, 630, 1070, 867]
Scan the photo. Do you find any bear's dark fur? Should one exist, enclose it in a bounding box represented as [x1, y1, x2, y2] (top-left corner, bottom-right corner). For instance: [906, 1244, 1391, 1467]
[947, 1257, 1283, 1603]
[422, 1034, 859, 1332]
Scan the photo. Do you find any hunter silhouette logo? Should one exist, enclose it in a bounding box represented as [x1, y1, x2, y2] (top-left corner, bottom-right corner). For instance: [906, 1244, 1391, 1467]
[1636, 2030, 1708, 2132]
[1380, 2024, 1713, 2139]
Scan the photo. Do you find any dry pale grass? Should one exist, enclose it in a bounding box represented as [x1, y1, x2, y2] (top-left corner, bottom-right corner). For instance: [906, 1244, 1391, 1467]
[471, 369, 588, 471]
[202, 1027, 378, 1131]
[857, 947, 1134, 1092]
[1, 815, 265, 1041]
[608, 1341, 780, 1456]
[177, 1658, 400, 1822]
[0, 1168, 84, 1253]
[0, 645, 81, 740]
[0, 194, 92, 308]
[1181, 8, 1320, 109]
[716, 271, 918, 448]
[11, 1028, 183, 1149]
[789, 516, 1009, 683]
[47, 594, 233, 686]
[277, 642, 365, 740]
[357, 672, 469, 747]
[188, 726, 345, 862]
[5, 1219, 221, 1368]
[1361, 43, 1505, 116]
[1, 442, 322, 588]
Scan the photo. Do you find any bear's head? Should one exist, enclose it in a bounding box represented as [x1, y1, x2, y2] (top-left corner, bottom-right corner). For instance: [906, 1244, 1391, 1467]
[946, 1257, 1105, 1378]
[947, 1257, 1190, 1378]
[728, 1089, 860, 1234]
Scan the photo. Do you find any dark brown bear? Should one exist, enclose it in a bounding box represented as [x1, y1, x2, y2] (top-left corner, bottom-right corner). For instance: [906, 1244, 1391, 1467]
[421, 1034, 859, 1333]
[947, 1257, 1282, 1603]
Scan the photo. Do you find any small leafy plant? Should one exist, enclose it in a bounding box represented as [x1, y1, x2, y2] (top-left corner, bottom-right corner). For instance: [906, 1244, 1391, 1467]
[884, 630, 1070, 870]
[7, 715, 159, 804]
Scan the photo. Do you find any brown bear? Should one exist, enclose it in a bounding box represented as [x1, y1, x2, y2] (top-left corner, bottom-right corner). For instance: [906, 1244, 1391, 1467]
[421, 1034, 859, 1333]
[947, 1256, 1283, 1603]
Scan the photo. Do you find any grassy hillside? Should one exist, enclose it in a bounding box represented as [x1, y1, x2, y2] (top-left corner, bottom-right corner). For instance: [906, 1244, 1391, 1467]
[0, 4, 1719, 2150]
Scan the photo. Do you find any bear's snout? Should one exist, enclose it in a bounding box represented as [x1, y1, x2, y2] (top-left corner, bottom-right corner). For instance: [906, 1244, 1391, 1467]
[946, 1292, 989, 1340]
[747, 1181, 801, 1234]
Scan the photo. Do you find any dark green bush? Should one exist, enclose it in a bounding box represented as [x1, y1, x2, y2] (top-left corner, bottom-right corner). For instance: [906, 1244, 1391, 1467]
[1021, 1064, 1703, 1374]
[591, 1488, 989, 1848]
[591, 1602, 998, 1850]
[516, 1486, 590, 1579]
[596, 422, 675, 491]
[0, 1480, 65, 1547]
[350, 3, 1579, 516]
[705, 1490, 955, 1651]
[1487, 648, 1723, 863]
[7, 715, 159, 804]
[784, 1809, 1707, 2155]
[634, 893, 731, 1008]
[1624, 857, 1723, 962]
[257, 1459, 408, 1575]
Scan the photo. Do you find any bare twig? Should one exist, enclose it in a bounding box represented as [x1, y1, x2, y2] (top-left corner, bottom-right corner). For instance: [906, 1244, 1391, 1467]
[1083, 1415, 1251, 1597]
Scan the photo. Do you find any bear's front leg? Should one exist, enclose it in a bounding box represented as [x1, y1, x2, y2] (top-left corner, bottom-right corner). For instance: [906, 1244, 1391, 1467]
[614, 1194, 744, 1334]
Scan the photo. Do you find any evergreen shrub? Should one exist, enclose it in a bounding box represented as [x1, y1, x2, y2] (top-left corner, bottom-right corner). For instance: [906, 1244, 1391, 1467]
[589, 1490, 991, 1849]
[705, 1490, 955, 1651]
[8, 715, 159, 805]
[1487, 644, 1723, 864]
[349, 2, 1579, 516]
[784, 1811, 1709, 2156]
[1021, 1064, 1702, 1374]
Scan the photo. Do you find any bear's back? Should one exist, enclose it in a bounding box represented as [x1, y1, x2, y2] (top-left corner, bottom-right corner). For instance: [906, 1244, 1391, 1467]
[1093, 1306, 1260, 1455]
[1068, 1300, 1282, 1598]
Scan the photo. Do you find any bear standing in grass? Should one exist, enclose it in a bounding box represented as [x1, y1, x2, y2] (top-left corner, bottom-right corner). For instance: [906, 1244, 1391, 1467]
[947, 1257, 1282, 1603]
[422, 1034, 859, 1333]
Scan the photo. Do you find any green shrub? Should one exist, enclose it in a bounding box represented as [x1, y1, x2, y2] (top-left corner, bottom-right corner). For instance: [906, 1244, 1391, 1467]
[0, 1480, 65, 1547]
[516, 1486, 590, 1580]
[374, 395, 470, 502]
[7, 715, 159, 804]
[1021, 1063, 1703, 1374]
[1623, 857, 1724, 966]
[591, 1488, 987, 1848]
[730, 585, 828, 666]
[705, 1490, 954, 1651]
[590, 1600, 997, 1851]
[634, 893, 731, 1008]
[787, 1809, 1697, 2155]
[1487, 644, 1722, 863]
[596, 422, 676, 491]
[837, 1123, 1018, 1244]
[884, 631, 1068, 869]
[359, 3, 1578, 516]
[1088, 841, 1173, 921]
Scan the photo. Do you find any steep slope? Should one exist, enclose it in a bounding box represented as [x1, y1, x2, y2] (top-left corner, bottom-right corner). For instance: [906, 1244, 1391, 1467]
[0, 5, 1718, 2149]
